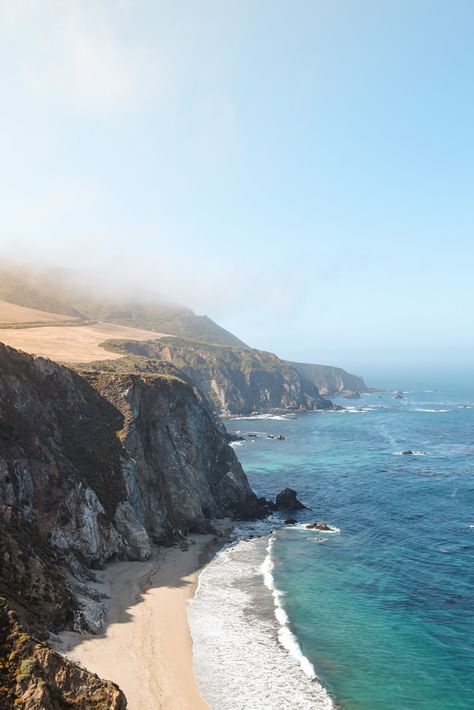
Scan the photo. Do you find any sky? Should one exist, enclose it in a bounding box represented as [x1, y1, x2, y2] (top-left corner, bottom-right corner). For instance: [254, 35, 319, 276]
[0, 1, 473, 376]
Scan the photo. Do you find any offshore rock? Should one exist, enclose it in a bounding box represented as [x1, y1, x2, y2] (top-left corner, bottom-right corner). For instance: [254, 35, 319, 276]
[275, 488, 306, 510]
[306, 522, 333, 531]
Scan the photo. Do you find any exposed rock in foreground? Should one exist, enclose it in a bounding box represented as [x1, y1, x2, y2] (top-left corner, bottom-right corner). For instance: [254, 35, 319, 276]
[0, 598, 126, 709]
[0, 343, 260, 636]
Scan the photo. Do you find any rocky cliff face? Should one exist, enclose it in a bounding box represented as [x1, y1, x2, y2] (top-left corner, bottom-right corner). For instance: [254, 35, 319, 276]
[105, 339, 333, 416]
[288, 362, 369, 397]
[0, 598, 126, 709]
[87, 371, 261, 539]
[0, 344, 259, 637]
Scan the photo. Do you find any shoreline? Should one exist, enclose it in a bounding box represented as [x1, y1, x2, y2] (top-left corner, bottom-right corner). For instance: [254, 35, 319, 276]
[55, 520, 233, 710]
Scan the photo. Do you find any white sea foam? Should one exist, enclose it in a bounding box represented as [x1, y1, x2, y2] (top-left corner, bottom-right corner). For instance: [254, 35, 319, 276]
[229, 440, 244, 448]
[414, 408, 450, 413]
[189, 535, 334, 710]
[261, 536, 318, 681]
[289, 523, 341, 534]
[229, 413, 296, 421]
[341, 406, 375, 413]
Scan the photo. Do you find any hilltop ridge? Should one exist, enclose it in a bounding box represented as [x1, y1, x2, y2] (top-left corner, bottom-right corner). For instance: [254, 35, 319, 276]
[0, 265, 369, 414]
[0, 265, 247, 348]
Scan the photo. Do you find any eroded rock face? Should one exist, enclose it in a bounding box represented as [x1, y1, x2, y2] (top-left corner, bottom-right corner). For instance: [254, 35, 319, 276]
[89, 371, 262, 542]
[0, 598, 126, 709]
[104, 339, 334, 416]
[287, 362, 369, 397]
[0, 344, 259, 634]
[0, 344, 135, 632]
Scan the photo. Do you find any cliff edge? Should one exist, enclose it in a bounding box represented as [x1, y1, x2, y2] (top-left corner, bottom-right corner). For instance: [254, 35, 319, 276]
[0, 344, 259, 638]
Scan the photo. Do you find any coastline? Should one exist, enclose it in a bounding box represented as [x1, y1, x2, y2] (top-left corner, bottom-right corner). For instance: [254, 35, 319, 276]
[55, 520, 233, 710]
[189, 529, 335, 710]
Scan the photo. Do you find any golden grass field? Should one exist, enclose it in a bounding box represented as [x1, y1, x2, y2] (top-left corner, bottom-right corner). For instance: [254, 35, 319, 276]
[0, 301, 167, 363]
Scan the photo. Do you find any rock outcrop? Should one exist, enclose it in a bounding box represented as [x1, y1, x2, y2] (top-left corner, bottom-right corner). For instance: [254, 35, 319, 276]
[287, 362, 369, 397]
[104, 338, 334, 416]
[306, 522, 333, 531]
[0, 598, 126, 709]
[0, 344, 260, 635]
[275, 488, 307, 510]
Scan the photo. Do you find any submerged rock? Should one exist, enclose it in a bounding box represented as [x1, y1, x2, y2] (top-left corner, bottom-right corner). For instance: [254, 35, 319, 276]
[402, 450, 414, 455]
[284, 518, 298, 525]
[275, 488, 306, 510]
[226, 432, 245, 443]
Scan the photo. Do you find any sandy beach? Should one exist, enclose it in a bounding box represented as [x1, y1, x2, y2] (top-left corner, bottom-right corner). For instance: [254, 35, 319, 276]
[57, 523, 232, 710]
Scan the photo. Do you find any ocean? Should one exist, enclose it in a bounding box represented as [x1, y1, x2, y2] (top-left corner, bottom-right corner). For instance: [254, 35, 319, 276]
[188, 384, 474, 710]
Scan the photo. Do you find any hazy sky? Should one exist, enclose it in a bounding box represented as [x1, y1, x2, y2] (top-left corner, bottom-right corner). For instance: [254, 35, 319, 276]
[1, 1, 473, 373]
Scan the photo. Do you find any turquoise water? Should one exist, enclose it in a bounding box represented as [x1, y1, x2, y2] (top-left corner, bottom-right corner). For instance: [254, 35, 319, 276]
[232, 386, 474, 710]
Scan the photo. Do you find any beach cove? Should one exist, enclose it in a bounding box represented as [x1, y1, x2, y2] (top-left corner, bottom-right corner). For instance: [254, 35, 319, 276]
[56, 523, 232, 710]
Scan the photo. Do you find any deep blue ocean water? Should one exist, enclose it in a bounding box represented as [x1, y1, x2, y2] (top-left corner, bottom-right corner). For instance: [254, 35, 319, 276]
[227, 385, 474, 709]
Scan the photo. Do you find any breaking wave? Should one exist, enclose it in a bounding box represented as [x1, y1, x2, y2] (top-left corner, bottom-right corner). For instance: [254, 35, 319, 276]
[188, 534, 334, 710]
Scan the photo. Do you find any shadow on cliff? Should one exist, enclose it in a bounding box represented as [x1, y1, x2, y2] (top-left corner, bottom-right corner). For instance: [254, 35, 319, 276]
[58, 528, 228, 654]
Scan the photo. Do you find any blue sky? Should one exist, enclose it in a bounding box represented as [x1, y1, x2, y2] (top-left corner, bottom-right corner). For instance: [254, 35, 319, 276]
[0, 1, 473, 374]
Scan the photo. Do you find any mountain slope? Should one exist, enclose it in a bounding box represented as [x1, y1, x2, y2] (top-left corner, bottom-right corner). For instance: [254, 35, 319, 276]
[0, 265, 247, 348]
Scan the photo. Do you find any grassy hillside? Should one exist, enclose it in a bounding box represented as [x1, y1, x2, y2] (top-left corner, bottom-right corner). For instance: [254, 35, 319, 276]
[0, 269, 84, 318]
[0, 265, 247, 348]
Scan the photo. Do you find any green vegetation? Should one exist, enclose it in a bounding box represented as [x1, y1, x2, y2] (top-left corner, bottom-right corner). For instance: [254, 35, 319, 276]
[16, 658, 35, 680]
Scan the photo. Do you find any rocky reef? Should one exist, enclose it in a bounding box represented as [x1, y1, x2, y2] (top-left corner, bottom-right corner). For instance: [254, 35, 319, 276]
[103, 338, 334, 416]
[0, 343, 260, 638]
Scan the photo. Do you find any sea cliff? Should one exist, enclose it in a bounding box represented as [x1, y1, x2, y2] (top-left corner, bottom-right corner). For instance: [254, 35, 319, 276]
[103, 337, 334, 416]
[288, 361, 369, 397]
[0, 342, 261, 705]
